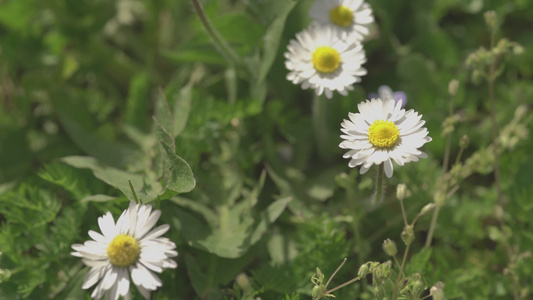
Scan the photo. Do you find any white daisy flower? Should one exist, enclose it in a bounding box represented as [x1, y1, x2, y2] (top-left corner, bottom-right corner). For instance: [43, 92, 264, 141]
[71, 201, 178, 300]
[309, 0, 375, 41]
[284, 23, 367, 99]
[339, 98, 431, 178]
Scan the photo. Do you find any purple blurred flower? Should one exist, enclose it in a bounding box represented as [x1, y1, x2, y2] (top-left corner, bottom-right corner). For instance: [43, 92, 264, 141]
[368, 85, 407, 108]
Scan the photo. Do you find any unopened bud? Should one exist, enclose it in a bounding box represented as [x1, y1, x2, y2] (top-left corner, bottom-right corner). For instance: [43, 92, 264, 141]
[494, 205, 505, 221]
[236, 273, 250, 290]
[434, 191, 446, 206]
[382, 239, 397, 257]
[401, 225, 415, 245]
[420, 203, 436, 216]
[412, 279, 424, 296]
[459, 134, 469, 149]
[396, 183, 407, 201]
[514, 105, 528, 121]
[448, 79, 459, 96]
[358, 263, 369, 277]
[430, 281, 445, 300]
[484, 10, 497, 30]
[513, 44, 525, 55]
[376, 261, 391, 279]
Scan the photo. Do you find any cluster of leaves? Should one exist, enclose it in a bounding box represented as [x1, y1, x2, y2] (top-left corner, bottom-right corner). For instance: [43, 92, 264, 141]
[1, 0, 533, 299]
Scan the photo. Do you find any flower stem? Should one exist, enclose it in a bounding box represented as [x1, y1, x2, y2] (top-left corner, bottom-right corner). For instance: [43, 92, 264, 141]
[312, 93, 329, 160]
[372, 164, 385, 205]
[399, 198, 408, 227]
[424, 205, 440, 248]
[191, 0, 242, 68]
[391, 243, 411, 300]
[325, 276, 361, 295]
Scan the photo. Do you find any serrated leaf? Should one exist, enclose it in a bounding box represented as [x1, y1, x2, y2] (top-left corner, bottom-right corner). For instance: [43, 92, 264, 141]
[170, 190, 290, 258]
[404, 247, 433, 275]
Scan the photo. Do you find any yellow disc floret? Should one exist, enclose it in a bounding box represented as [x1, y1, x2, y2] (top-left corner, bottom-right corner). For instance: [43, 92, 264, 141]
[107, 234, 140, 267]
[368, 120, 400, 148]
[312, 46, 341, 74]
[329, 5, 354, 27]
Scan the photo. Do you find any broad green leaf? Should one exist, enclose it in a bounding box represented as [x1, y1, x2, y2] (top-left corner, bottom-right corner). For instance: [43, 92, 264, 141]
[57, 112, 145, 170]
[61, 156, 160, 204]
[80, 194, 122, 203]
[172, 81, 193, 137]
[160, 141, 196, 194]
[154, 88, 175, 140]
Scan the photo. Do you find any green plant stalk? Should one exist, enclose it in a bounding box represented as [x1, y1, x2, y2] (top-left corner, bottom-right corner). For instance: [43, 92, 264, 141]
[441, 95, 455, 173]
[325, 276, 361, 295]
[372, 164, 385, 205]
[312, 93, 329, 160]
[486, 23, 520, 300]
[399, 198, 408, 227]
[425, 205, 440, 248]
[391, 243, 411, 300]
[191, 0, 242, 68]
[426, 91, 456, 248]
[324, 258, 347, 290]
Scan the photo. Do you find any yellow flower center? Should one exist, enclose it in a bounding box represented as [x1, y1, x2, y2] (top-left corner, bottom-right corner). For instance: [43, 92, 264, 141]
[107, 234, 140, 267]
[368, 120, 400, 148]
[312, 46, 341, 74]
[329, 5, 354, 27]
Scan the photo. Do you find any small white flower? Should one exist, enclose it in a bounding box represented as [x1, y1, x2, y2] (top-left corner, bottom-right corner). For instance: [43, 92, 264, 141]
[339, 98, 431, 178]
[284, 23, 367, 99]
[309, 0, 375, 41]
[72, 201, 178, 300]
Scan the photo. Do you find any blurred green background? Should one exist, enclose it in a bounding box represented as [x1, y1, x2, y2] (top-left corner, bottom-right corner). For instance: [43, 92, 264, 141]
[1, 0, 532, 299]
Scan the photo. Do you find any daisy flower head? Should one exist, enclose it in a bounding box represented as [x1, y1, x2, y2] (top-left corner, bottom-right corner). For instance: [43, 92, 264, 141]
[284, 23, 367, 99]
[369, 85, 407, 108]
[309, 0, 375, 41]
[339, 98, 431, 178]
[71, 201, 178, 300]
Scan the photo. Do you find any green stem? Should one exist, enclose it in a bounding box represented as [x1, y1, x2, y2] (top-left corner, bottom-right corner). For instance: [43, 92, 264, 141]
[399, 198, 408, 227]
[424, 205, 440, 248]
[191, 0, 242, 68]
[325, 276, 361, 295]
[324, 258, 347, 290]
[391, 243, 411, 300]
[312, 93, 329, 160]
[372, 164, 385, 205]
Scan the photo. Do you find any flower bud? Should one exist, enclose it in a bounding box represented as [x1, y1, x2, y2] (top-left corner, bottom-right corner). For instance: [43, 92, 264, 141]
[419, 203, 436, 216]
[434, 191, 446, 206]
[459, 134, 469, 149]
[396, 183, 407, 201]
[401, 225, 415, 245]
[382, 239, 397, 257]
[484, 10, 497, 30]
[430, 281, 445, 300]
[358, 263, 369, 277]
[236, 273, 250, 291]
[448, 79, 459, 96]
[513, 44, 525, 55]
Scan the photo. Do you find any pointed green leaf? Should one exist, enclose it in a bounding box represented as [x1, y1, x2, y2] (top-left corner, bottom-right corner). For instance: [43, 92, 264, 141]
[160, 141, 196, 194]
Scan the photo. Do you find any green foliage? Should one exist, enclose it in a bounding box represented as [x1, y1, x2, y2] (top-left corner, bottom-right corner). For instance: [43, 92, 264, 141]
[1, 0, 533, 299]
